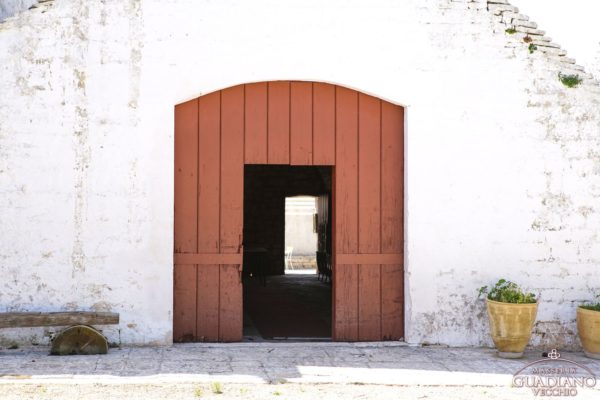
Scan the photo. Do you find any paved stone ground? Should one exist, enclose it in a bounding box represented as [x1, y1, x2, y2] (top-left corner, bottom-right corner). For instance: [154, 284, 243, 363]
[1, 343, 599, 399]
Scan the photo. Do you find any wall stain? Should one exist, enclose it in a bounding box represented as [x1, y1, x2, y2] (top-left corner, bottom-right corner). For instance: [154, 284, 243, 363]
[71, 1, 91, 276]
[127, 0, 142, 116]
[91, 301, 114, 312]
[531, 320, 577, 350]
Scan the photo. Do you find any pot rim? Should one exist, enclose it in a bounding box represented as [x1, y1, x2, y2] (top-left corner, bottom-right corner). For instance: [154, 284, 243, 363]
[577, 306, 600, 314]
[486, 298, 539, 306]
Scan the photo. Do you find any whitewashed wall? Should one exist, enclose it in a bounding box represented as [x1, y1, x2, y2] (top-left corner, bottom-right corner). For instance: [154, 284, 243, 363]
[285, 197, 317, 257]
[0, 0, 37, 22]
[592, 43, 600, 82]
[1, 0, 599, 347]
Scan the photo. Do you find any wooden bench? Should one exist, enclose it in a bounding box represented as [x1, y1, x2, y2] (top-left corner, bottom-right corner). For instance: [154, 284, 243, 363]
[0, 311, 119, 355]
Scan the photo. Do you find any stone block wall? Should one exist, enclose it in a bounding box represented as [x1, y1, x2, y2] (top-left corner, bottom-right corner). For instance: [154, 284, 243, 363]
[0, 0, 599, 347]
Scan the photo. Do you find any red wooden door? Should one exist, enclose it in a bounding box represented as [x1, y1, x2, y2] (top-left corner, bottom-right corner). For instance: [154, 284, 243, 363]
[333, 89, 404, 340]
[174, 87, 244, 342]
[174, 81, 403, 342]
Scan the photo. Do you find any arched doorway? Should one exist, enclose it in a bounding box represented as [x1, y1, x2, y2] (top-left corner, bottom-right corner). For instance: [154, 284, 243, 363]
[174, 81, 403, 342]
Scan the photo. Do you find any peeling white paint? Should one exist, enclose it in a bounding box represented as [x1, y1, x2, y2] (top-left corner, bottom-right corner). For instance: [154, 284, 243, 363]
[0, 0, 599, 348]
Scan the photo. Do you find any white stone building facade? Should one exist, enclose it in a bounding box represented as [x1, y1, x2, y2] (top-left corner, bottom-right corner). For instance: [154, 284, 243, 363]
[1, 0, 599, 348]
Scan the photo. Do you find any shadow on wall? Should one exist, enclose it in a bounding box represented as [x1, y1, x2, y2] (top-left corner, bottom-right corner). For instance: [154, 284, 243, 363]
[0, 0, 39, 22]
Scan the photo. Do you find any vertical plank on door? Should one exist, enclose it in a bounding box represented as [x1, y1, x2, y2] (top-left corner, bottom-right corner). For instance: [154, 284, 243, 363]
[357, 94, 382, 341]
[174, 265, 196, 341]
[313, 83, 335, 165]
[267, 81, 290, 164]
[219, 85, 244, 341]
[219, 265, 242, 341]
[175, 99, 199, 254]
[197, 92, 221, 341]
[334, 86, 359, 341]
[174, 99, 199, 341]
[290, 82, 313, 165]
[245, 83, 268, 164]
[331, 168, 337, 338]
[381, 102, 404, 340]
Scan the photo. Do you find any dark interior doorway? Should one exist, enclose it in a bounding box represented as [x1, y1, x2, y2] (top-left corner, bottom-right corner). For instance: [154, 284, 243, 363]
[243, 165, 332, 340]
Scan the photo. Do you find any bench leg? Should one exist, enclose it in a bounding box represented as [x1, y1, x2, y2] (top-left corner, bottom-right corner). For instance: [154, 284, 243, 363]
[50, 325, 109, 356]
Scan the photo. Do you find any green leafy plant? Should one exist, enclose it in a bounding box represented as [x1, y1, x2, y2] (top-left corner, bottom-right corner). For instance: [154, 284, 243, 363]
[478, 279, 537, 304]
[528, 43, 537, 54]
[558, 73, 583, 88]
[505, 27, 517, 34]
[581, 294, 600, 312]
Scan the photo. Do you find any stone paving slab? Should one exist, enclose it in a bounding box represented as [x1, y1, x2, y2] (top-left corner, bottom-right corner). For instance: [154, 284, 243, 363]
[0, 342, 599, 388]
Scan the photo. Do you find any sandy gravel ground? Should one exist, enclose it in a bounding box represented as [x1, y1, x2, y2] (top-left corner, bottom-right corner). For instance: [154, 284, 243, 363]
[2, 344, 598, 399]
[1, 382, 599, 400]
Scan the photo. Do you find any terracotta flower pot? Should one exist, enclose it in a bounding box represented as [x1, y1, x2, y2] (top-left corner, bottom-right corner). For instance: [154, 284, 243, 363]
[577, 307, 600, 359]
[486, 298, 538, 359]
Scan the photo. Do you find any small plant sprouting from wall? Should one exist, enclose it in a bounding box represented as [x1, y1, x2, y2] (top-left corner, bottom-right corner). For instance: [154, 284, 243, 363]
[528, 43, 537, 54]
[558, 73, 583, 88]
[505, 27, 517, 34]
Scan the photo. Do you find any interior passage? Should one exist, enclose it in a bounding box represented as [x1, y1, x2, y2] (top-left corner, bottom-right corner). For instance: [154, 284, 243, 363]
[243, 165, 332, 340]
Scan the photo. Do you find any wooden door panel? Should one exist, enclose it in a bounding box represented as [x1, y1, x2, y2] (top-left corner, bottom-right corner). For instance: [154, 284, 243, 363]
[381, 264, 403, 339]
[174, 99, 198, 254]
[174, 99, 198, 342]
[313, 83, 336, 166]
[381, 102, 404, 253]
[357, 93, 382, 341]
[175, 81, 403, 343]
[333, 264, 358, 340]
[358, 93, 381, 254]
[334, 86, 359, 340]
[198, 92, 221, 253]
[220, 85, 244, 254]
[290, 82, 313, 165]
[173, 264, 197, 341]
[333, 86, 403, 341]
[197, 265, 219, 340]
[219, 264, 243, 341]
[358, 265, 381, 340]
[219, 85, 245, 341]
[380, 101, 404, 339]
[245, 82, 268, 164]
[195, 91, 222, 341]
[267, 81, 290, 164]
[334, 86, 358, 254]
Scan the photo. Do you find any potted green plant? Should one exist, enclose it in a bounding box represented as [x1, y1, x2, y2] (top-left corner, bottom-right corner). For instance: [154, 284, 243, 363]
[479, 279, 538, 359]
[577, 294, 600, 359]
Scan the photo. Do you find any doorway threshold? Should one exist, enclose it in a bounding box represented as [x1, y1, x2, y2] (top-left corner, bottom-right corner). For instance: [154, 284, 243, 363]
[270, 337, 332, 342]
[244, 336, 332, 343]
